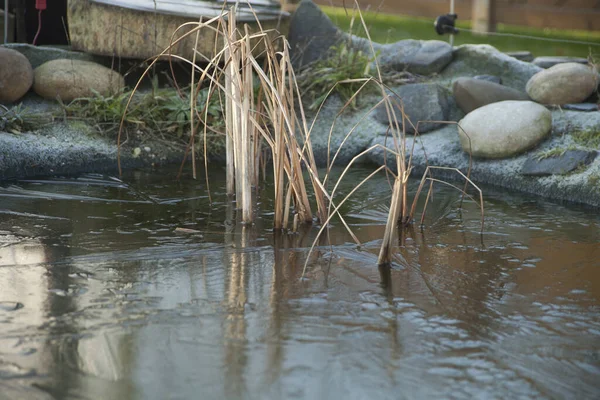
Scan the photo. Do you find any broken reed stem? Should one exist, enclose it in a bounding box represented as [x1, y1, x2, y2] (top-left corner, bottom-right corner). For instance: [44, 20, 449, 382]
[239, 25, 253, 223]
[283, 181, 292, 231]
[347, 0, 445, 264]
[223, 6, 253, 223]
[120, 1, 483, 273]
[224, 17, 235, 197]
[250, 38, 316, 230]
[116, 5, 325, 230]
[281, 45, 312, 225]
[271, 47, 286, 230]
[350, 3, 408, 265]
[189, 18, 202, 180]
[277, 47, 312, 226]
[378, 174, 403, 266]
[221, 6, 315, 228]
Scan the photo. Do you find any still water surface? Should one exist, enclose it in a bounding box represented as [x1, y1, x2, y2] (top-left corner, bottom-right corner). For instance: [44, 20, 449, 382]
[0, 166, 599, 399]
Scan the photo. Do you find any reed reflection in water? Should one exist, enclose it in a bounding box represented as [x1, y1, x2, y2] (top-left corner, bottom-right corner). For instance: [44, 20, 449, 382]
[0, 168, 598, 399]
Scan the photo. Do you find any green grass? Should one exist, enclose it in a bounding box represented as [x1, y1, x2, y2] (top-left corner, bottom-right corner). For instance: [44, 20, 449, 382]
[59, 83, 226, 158]
[0, 104, 54, 133]
[534, 147, 569, 161]
[296, 42, 375, 110]
[572, 128, 600, 148]
[62, 84, 223, 137]
[321, 6, 600, 58]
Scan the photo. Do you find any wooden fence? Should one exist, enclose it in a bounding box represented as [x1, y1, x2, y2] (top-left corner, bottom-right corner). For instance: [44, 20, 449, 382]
[314, 0, 600, 31]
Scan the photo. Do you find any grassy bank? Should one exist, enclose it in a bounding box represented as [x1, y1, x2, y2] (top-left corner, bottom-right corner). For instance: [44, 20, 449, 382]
[321, 5, 600, 58]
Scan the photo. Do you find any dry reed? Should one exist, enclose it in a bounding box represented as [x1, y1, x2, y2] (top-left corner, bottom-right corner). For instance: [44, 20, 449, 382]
[117, 0, 484, 273]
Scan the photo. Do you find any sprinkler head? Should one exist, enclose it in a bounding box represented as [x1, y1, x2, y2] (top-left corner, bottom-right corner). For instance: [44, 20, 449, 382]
[434, 13, 459, 35]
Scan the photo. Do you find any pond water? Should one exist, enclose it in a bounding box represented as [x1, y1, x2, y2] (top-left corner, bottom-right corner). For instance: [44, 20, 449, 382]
[0, 165, 599, 399]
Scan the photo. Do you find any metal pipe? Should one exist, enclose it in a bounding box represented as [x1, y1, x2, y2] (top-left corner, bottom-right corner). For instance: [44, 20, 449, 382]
[3, 0, 9, 44]
[449, 0, 455, 47]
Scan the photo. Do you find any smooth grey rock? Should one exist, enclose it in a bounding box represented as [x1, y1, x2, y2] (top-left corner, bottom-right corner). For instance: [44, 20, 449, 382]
[3, 43, 181, 88]
[474, 75, 502, 84]
[362, 39, 452, 75]
[0, 47, 33, 103]
[2, 43, 97, 69]
[438, 45, 542, 91]
[506, 51, 534, 62]
[533, 56, 588, 69]
[288, 0, 343, 69]
[349, 34, 384, 56]
[33, 59, 125, 102]
[453, 78, 529, 114]
[526, 63, 598, 105]
[561, 103, 599, 112]
[305, 94, 382, 166]
[445, 94, 466, 123]
[374, 83, 452, 134]
[407, 40, 454, 75]
[458, 100, 552, 159]
[288, 2, 451, 75]
[522, 150, 597, 176]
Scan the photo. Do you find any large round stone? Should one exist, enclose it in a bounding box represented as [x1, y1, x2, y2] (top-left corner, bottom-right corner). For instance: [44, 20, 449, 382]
[371, 39, 453, 76]
[526, 63, 598, 105]
[374, 83, 451, 134]
[458, 101, 552, 159]
[438, 45, 542, 91]
[532, 56, 588, 69]
[33, 59, 125, 102]
[0, 47, 34, 103]
[288, 0, 343, 70]
[453, 77, 529, 114]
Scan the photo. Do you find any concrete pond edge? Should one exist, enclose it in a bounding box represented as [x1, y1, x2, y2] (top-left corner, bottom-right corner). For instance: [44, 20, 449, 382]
[1, 3, 599, 208]
[1, 101, 599, 208]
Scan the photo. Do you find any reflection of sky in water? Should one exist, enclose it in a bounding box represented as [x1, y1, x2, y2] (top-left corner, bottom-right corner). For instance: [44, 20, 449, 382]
[0, 168, 599, 399]
[0, 241, 48, 332]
